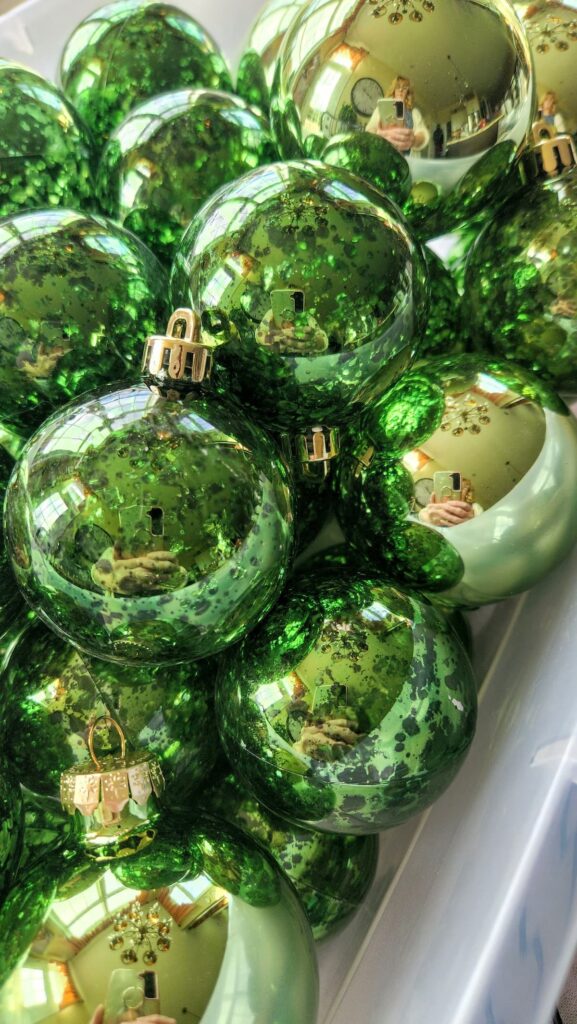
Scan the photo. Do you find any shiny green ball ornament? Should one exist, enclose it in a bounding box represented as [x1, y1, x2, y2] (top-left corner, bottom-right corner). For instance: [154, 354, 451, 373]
[236, 0, 310, 111]
[59, 0, 233, 143]
[170, 160, 427, 432]
[5, 309, 293, 664]
[2, 617, 220, 806]
[0, 766, 23, 898]
[419, 247, 466, 359]
[465, 153, 577, 391]
[97, 89, 276, 264]
[198, 771, 379, 940]
[272, 0, 535, 237]
[0, 447, 23, 639]
[0, 208, 168, 435]
[217, 570, 477, 834]
[0, 60, 94, 221]
[335, 355, 577, 606]
[515, 0, 577, 137]
[0, 821, 319, 1023]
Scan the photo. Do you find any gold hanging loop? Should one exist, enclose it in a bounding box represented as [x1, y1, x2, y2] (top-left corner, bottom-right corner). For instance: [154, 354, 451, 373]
[88, 715, 127, 772]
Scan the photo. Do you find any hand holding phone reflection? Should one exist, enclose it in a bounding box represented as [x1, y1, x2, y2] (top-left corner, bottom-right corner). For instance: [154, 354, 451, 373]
[419, 493, 476, 528]
[375, 125, 415, 152]
[90, 1007, 176, 1024]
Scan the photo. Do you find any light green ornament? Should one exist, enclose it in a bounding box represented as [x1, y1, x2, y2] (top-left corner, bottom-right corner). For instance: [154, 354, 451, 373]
[271, 0, 535, 237]
[236, 0, 309, 111]
[97, 89, 276, 264]
[0, 60, 94, 221]
[59, 0, 233, 143]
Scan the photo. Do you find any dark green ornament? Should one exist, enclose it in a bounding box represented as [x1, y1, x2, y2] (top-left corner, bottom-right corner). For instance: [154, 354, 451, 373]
[59, 0, 233, 143]
[0, 447, 23, 640]
[0, 766, 23, 899]
[0, 60, 94, 221]
[236, 0, 308, 112]
[466, 165, 577, 391]
[18, 787, 83, 878]
[0, 819, 318, 1022]
[419, 247, 466, 359]
[97, 88, 276, 264]
[170, 159, 427, 432]
[5, 310, 293, 663]
[335, 355, 577, 606]
[321, 132, 412, 208]
[217, 570, 477, 834]
[2, 617, 220, 805]
[0, 208, 168, 434]
[198, 771, 379, 940]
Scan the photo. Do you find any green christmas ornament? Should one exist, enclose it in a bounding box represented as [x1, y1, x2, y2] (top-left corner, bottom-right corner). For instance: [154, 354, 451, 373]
[0, 820, 318, 1022]
[59, 0, 233, 143]
[0, 447, 23, 640]
[2, 615, 220, 806]
[5, 309, 293, 664]
[236, 0, 312, 111]
[0, 766, 23, 898]
[335, 355, 577, 606]
[320, 132, 412, 208]
[0, 208, 168, 434]
[18, 788, 83, 878]
[465, 131, 577, 391]
[217, 570, 477, 834]
[271, 0, 535, 237]
[198, 771, 379, 940]
[97, 88, 276, 264]
[0, 60, 94, 221]
[515, 0, 577, 137]
[419, 247, 466, 359]
[170, 160, 427, 432]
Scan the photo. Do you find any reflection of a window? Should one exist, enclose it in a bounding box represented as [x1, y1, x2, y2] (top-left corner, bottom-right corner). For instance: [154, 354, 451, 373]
[50, 872, 128, 938]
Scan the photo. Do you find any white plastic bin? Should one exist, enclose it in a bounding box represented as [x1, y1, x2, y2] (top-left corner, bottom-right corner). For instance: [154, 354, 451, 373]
[1, 2, 577, 1021]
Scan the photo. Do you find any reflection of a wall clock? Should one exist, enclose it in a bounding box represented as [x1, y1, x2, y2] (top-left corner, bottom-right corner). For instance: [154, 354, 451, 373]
[320, 111, 333, 135]
[414, 478, 434, 509]
[351, 77, 384, 116]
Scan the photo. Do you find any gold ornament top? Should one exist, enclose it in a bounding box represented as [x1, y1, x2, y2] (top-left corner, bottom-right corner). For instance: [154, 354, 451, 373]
[523, 118, 577, 181]
[60, 715, 165, 818]
[142, 308, 216, 394]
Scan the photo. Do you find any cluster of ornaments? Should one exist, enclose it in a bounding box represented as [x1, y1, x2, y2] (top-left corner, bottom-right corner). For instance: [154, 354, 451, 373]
[1, 0, 577, 1020]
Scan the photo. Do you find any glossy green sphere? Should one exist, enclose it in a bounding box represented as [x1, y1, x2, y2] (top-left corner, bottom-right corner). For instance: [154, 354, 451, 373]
[5, 383, 293, 663]
[271, 0, 535, 237]
[236, 0, 309, 111]
[466, 167, 577, 391]
[217, 571, 477, 834]
[0, 821, 319, 1022]
[97, 89, 276, 263]
[335, 355, 577, 606]
[170, 160, 427, 431]
[59, 0, 232, 143]
[0, 208, 168, 434]
[198, 771, 379, 940]
[0, 60, 94, 220]
[0, 766, 23, 898]
[2, 617, 220, 804]
[420, 247, 466, 359]
[0, 447, 23, 638]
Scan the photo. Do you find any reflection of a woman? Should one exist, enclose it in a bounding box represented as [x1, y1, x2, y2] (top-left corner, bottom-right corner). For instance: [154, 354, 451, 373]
[418, 478, 483, 528]
[540, 91, 566, 135]
[366, 75, 429, 155]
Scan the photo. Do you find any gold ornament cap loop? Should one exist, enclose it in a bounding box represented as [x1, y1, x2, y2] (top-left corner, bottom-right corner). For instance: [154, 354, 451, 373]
[142, 307, 215, 396]
[523, 120, 577, 183]
[88, 715, 126, 771]
[295, 426, 340, 481]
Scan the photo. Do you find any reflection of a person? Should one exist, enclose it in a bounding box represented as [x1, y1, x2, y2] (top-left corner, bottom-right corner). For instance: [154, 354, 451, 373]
[433, 122, 444, 158]
[90, 1009, 175, 1024]
[418, 478, 483, 528]
[366, 75, 430, 155]
[539, 91, 566, 135]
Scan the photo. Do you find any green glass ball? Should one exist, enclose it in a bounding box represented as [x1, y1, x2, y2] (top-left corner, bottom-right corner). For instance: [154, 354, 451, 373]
[271, 0, 535, 237]
[216, 570, 477, 834]
[198, 771, 379, 940]
[335, 355, 577, 606]
[0, 60, 94, 220]
[0, 823, 318, 1021]
[419, 247, 467, 359]
[59, 0, 232, 143]
[2, 617, 220, 804]
[97, 89, 276, 264]
[0, 447, 23, 639]
[5, 383, 293, 663]
[515, 0, 577, 137]
[0, 208, 168, 434]
[0, 767, 23, 898]
[465, 167, 577, 391]
[170, 160, 427, 432]
[238, 0, 308, 95]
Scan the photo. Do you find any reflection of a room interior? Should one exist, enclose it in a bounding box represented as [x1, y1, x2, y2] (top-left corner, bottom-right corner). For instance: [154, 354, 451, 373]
[365, 75, 429, 155]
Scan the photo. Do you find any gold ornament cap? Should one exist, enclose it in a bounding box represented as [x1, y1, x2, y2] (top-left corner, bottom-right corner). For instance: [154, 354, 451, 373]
[60, 716, 165, 820]
[142, 308, 216, 397]
[295, 426, 340, 481]
[522, 120, 577, 183]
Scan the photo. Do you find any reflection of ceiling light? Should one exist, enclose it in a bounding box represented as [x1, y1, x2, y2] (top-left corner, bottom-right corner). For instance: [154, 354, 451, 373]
[524, 10, 577, 51]
[368, 0, 434, 24]
[441, 394, 491, 436]
[109, 900, 171, 965]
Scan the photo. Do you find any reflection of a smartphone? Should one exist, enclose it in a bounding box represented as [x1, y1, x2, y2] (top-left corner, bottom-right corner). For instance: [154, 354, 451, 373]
[377, 98, 404, 124]
[271, 288, 305, 328]
[433, 471, 462, 502]
[103, 969, 144, 1024]
[140, 970, 161, 1015]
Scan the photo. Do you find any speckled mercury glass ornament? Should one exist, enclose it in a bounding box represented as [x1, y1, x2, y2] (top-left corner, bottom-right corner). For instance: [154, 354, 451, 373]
[419, 247, 466, 359]
[198, 771, 379, 939]
[217, 571, 476, 834]
[271, 0, 535, 237]
[0, 60, 94, 220]
[0, 765, 23, 898]
[5, 309, 293, 664]
[0, 447, 22, 635]
[97, 89, 276, 263]
[59, 0, 232, 143]
[334, 355, 577, 606]
[0, 208, 168, 434]
[170, 160, 427, 432]
[465, 137, 577, 391]
[0, 819, 319, 1021]
[2, 616, 219, 806]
